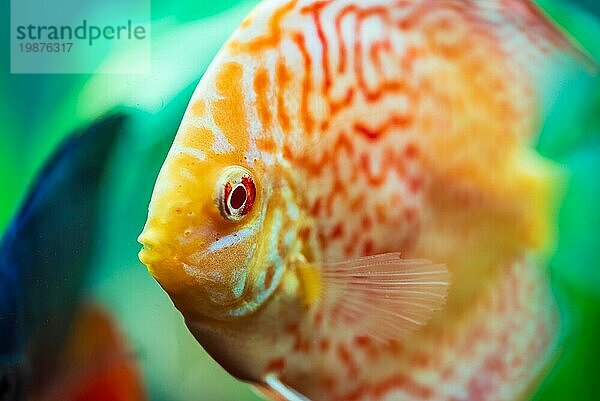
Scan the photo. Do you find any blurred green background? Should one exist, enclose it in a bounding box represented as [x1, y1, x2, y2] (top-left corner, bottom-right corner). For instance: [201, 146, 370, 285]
[0, 0, 599, 400]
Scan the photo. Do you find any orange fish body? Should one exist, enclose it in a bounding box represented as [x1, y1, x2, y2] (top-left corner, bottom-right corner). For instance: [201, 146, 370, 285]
[139, 1, 582, 400]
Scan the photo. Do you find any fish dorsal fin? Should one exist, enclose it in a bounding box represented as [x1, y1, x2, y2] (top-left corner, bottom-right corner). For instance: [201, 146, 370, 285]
[477, 0, 597, 68]
[308, 253, 449, 343]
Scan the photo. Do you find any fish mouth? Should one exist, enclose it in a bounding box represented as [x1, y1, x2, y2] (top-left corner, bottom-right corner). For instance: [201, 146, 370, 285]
[137, 227, 171, 270]
[138, 242, 162, 267]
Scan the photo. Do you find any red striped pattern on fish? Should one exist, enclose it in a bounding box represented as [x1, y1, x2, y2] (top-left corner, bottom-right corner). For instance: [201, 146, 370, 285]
[139, 1, 583, 400]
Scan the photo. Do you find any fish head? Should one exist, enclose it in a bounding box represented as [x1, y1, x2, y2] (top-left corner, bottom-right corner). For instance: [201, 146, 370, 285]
[137, 157, 286, 322]
[138, 62, 299, 323]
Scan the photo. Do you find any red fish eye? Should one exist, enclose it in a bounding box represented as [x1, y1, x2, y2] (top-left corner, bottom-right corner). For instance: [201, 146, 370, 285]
[229, 185, 247, 210]
[219, 168, 256, 221]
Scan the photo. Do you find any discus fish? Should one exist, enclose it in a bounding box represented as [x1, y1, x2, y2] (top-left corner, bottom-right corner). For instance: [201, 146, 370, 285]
[138, 1, 586, 400]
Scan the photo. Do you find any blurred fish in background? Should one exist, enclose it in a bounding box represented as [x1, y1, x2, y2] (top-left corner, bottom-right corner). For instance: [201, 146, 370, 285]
[0, 115, 146, 401]
[0, 0, 599, 400]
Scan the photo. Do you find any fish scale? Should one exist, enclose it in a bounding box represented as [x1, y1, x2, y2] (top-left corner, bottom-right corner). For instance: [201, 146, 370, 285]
[139, 0, 583, 400]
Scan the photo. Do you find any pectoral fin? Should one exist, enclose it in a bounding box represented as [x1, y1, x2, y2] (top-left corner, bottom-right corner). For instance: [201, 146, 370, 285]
[302, 253, 450, 343]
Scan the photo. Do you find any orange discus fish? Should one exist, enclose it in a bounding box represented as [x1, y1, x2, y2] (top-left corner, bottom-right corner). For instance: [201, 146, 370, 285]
[138, 0, 585, 400]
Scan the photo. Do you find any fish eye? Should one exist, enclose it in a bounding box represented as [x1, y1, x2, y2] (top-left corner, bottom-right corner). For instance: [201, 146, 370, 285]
[217, 166, 256, 221]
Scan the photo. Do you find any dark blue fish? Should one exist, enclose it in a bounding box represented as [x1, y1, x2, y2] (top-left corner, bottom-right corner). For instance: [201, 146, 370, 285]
[0, 115, 125, 401]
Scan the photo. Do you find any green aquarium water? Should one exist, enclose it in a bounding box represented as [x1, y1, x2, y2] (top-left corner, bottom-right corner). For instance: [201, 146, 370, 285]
[0, 1, 599, 400]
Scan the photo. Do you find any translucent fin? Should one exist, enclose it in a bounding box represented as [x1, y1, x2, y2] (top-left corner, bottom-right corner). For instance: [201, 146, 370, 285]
[264, 374, 310, 401]
[320, 253, 449, 343]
